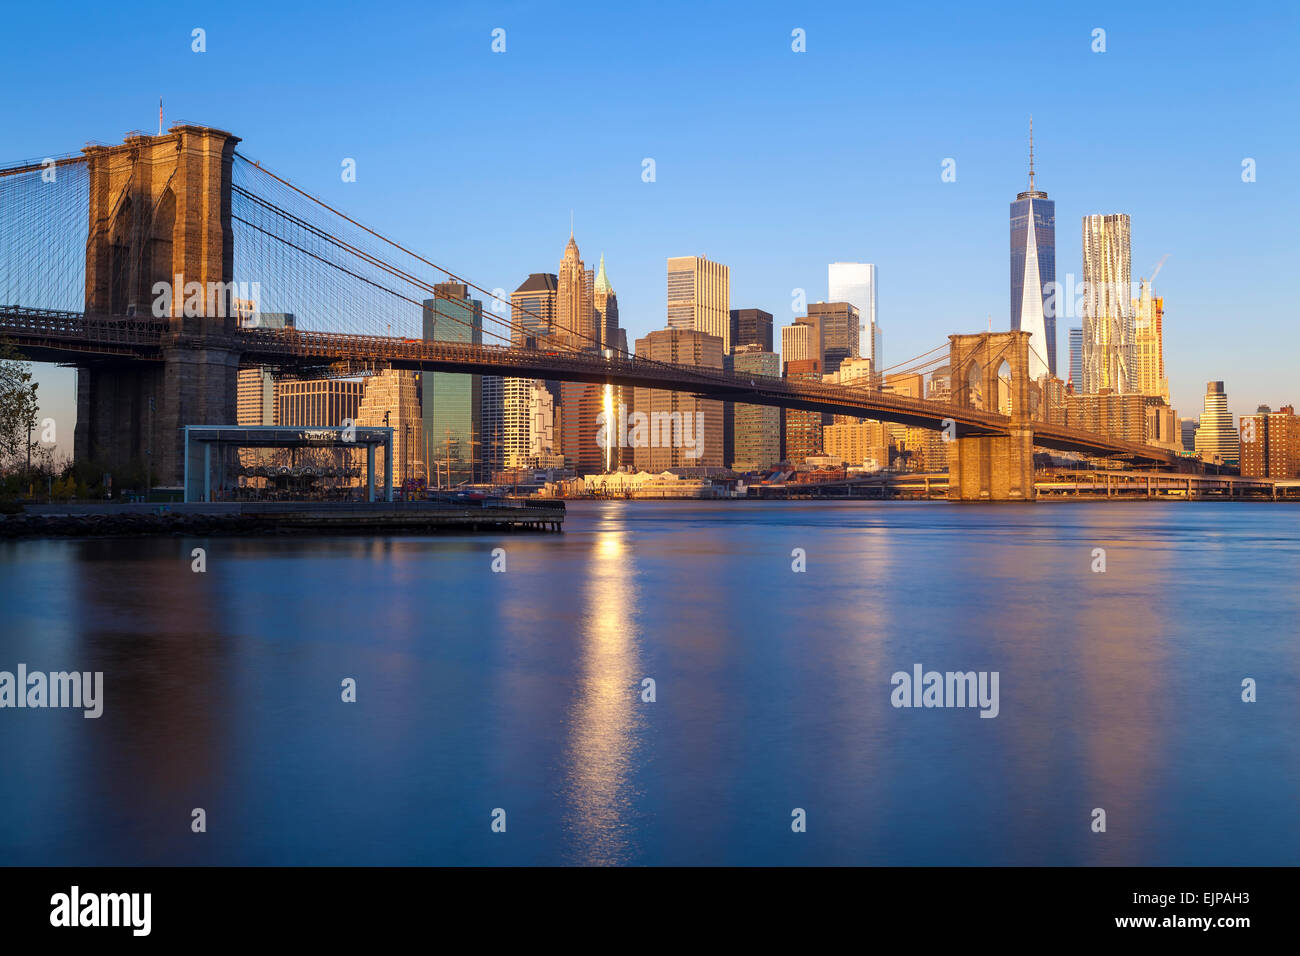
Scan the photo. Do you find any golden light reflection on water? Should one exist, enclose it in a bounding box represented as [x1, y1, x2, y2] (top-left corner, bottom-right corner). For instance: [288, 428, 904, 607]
[562, 517, 644, 865]
[1077, 538, 1170, 864]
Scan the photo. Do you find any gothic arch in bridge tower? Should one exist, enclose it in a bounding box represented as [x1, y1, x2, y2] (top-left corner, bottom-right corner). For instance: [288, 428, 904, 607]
[996, 359, 1013, 415]
[946, 331, 1036, 501]
[149, 187, 176, 307]
[75, 126, 243, 488]
[108, 196, 132, 316]
[965, 361, 983, 410]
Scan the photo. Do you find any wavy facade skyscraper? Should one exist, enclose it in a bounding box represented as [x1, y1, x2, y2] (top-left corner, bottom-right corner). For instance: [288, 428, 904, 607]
[1081, 213, 1134, 393]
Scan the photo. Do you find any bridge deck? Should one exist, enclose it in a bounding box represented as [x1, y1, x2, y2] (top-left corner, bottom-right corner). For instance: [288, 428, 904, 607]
[0, 306, 1186, 467]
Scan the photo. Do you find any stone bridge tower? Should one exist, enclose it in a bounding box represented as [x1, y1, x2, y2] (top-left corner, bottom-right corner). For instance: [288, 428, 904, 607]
[947, 331, 1036, 501]
[74, 125, 242, 488]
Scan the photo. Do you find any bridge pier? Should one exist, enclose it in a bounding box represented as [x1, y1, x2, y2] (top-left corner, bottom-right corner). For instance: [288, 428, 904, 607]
[946, 332, 1036, 502]
[75, 347, 239, 490]
[74, 363, 162, 483]
[948, 427, 1035, 501]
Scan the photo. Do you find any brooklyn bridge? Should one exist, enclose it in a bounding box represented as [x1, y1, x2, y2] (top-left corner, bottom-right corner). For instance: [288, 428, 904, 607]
[0, 125, 1195, 500]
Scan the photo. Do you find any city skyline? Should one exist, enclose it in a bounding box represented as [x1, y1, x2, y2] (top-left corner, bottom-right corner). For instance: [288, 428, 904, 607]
[4, 2, 1296, 452]
[3, 0, 1299, 888]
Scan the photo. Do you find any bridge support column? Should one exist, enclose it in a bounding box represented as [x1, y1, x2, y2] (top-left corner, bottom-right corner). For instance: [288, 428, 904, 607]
[159, 346, 241, 486]
[946, 331, 1036, 502]
[75, 362, 166, 488]
[949, 427, 1035, 501]
[73, 125, 242, 489]
[73, 346, 240, 490]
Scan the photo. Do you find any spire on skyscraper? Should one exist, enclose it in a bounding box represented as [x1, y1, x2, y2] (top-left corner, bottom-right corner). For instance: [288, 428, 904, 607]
[594, 253, 613, 295]
[1028, 115, 1035, 194]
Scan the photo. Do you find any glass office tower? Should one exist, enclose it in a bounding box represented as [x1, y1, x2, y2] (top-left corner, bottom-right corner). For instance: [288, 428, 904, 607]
[1009, 121, 1056, 379]
[1010, 193, 1056, 379]
[422, 283, 483, 485]
[828, 262, 880, 369]
[1068, 326, 1083, 390]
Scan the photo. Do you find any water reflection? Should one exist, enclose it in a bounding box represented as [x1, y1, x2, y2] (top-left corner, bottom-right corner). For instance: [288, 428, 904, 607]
[1, 502, 1297, 865]
[562, 510, 644, 865]
[70, 538, 232, 862]
[1075, 526, 1171, 865]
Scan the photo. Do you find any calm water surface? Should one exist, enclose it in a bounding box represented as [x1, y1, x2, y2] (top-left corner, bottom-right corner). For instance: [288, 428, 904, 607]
[1, 501, 1297, 865]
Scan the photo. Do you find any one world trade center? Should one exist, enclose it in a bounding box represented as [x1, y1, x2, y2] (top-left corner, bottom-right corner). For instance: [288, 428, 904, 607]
[1009, 118, 1056, 380]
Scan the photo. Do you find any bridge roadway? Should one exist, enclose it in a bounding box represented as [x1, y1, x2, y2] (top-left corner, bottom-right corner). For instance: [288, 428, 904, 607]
[1, 306, 1184, 467]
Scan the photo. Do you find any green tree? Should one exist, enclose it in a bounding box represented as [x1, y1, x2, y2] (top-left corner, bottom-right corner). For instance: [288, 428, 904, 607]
[0, 341, 40, 474]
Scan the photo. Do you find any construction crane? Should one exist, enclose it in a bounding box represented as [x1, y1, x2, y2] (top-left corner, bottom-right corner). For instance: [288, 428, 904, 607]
[1148, 254, 1170, 287]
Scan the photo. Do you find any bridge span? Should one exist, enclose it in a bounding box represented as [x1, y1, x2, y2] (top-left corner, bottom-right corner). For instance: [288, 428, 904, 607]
[1, 305, 1184, 468]
[0, 125, 1200, 500]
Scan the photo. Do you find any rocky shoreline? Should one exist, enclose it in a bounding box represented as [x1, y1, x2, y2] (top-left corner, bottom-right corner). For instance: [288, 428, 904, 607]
[1, 511, 270, 538]
[0, 505, 564, 538]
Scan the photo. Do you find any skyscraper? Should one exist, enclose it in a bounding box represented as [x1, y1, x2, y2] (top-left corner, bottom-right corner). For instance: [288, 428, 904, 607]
[510, 273, 557, 347]
[731, 345, 781, 471]
[666, 256, 730, 352]
[1068, 326, 1083, 391]
[1132, 279, 1168, 402]
[236, 367, 277, 426]
[235, 312, 292, 431]
[730, 308, 774, 352]
[1240, 408, 1269, 477]
[920, 367, 952, 470]
[589, 255, 623, 471]
[781, 320, 820, 370]
[823, 422, 889, 471]
[423, 283, 483, 484]
[829, 262, 880, 368]
[1009, 120, 1056, 379]
[561, 379, 605, 475]
[837, 356, 875, 391]
[502, 378, 561, 471]
[807, 301, 860, 375]
[1081, 213, 1134, 393]
[356, 369, 425, 486]
[1266, 406, 1300, 478]
[583, 266, 595, 340]
[592, 254, 620, 352]
[481, 374, 504, 477]
[783, 358, 824, 465]
[1240, 405, 1300, 478]
[633, 328, 725, 469]
[557, 233, 595, 351]
[1062, 392, 1151, 445]
[1194, 381, 1240, 464]
[276, 379, 364, 428]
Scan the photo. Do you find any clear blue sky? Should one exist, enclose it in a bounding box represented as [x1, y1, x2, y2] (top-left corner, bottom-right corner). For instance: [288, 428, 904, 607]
[5, 0, 1297, 454]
